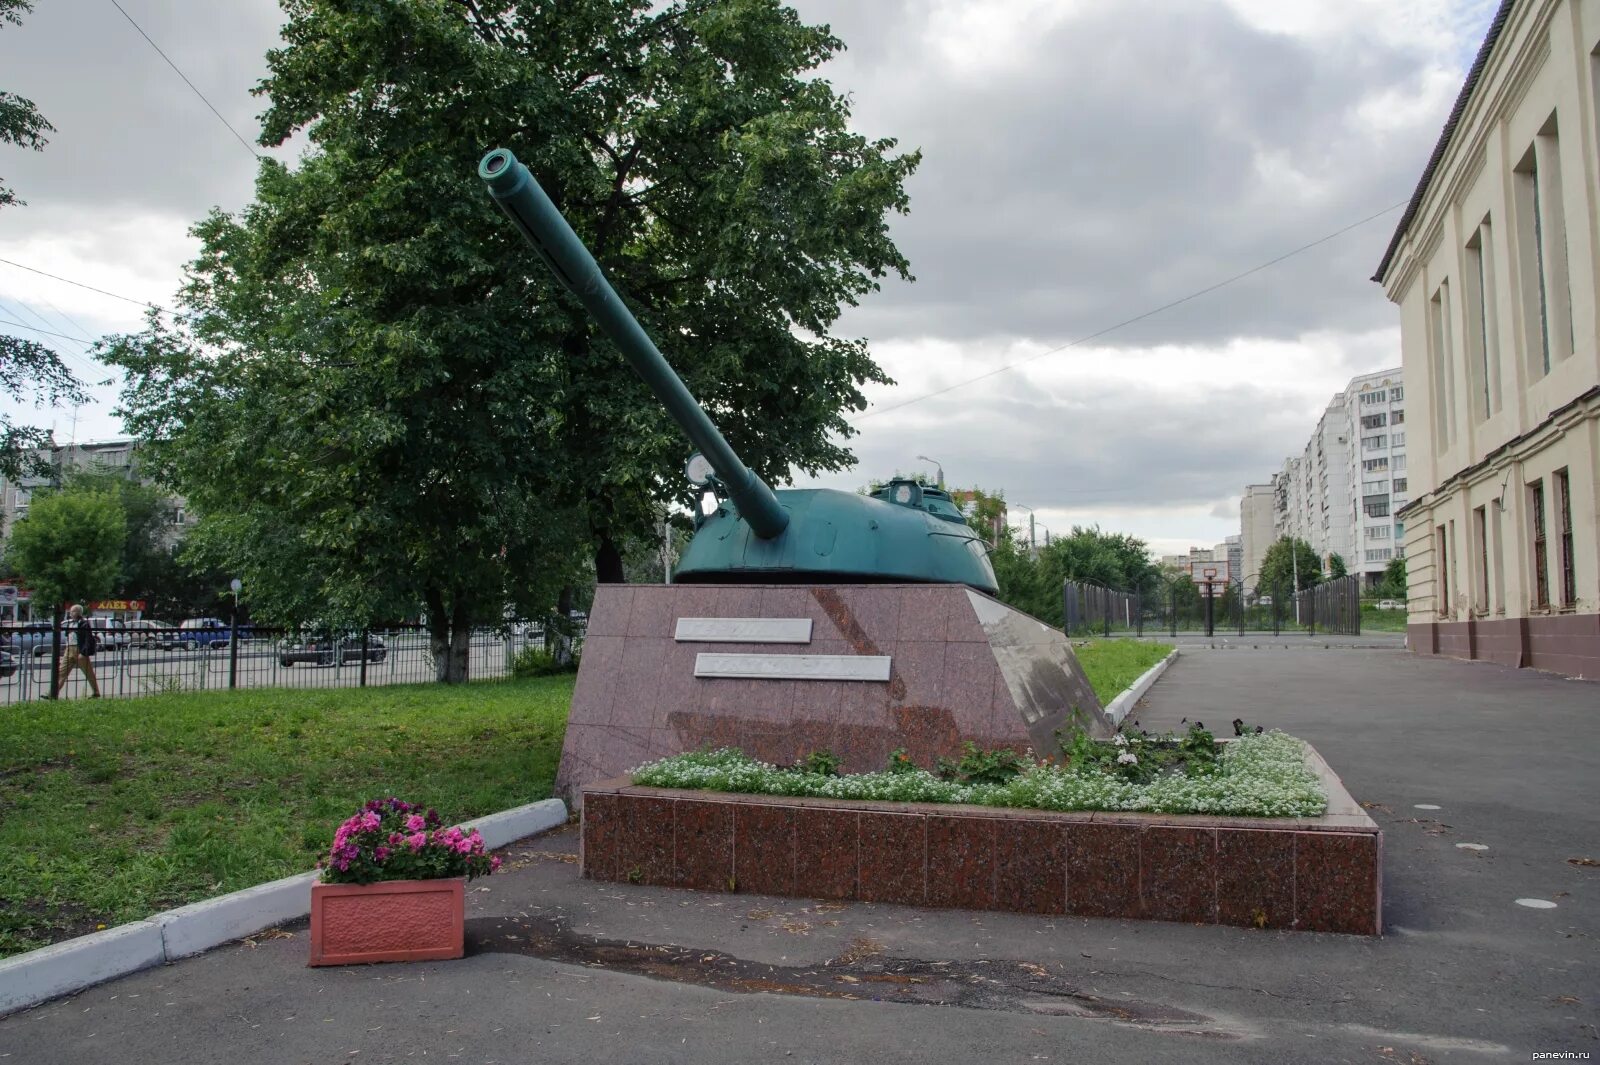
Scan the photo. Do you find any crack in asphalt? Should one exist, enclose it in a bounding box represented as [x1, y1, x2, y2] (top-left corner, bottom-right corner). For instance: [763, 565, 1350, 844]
[466, 914, 1245, 1039]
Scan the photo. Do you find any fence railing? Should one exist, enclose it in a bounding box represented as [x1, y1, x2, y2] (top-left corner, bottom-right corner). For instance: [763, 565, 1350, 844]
[0, 622, 585, 705]
[1062, 575, 1363, 638]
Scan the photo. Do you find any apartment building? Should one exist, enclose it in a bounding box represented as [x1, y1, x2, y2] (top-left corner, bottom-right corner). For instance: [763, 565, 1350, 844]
[1344, 370, 1409, 586]
[1240, 483, 1276, 587]
[1374, 0, 1600, 678]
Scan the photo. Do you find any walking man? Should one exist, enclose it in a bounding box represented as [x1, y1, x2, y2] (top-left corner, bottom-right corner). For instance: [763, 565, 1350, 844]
[56, 604, 101, 699]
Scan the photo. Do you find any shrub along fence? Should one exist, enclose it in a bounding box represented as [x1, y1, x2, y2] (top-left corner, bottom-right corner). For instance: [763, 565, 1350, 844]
[0, 621, 585, 705]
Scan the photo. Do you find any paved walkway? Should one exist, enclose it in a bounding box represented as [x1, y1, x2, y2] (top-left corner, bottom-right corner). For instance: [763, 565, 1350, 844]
[1, 648, 1594, 1064]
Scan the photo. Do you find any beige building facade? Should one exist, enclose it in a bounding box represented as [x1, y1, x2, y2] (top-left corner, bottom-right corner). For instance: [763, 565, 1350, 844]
[1375, 0, 1600, 678]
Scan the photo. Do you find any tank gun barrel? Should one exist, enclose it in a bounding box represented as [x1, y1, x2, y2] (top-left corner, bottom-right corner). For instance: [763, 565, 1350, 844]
[478, 147, 789, 540]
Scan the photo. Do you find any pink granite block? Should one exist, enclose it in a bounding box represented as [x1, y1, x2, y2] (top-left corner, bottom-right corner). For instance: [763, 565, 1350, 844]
[626, 585, 678, 638]
[674, 800, 735, 891]
[927, 815, 995, 910]
[792, 807, 859, 900]
[1217, 830, 1296, 930]
[1140, 827, 1217, 924]
[580, 792, 622, 880]
[994, 819, 1066, 914]
[650, 642, 704, 730]
[893, 642, 948, 708]
[828, 586, 902, 647]
[735, 804, 796, 896]
[567, 635, 625, 727]
[585, 587, 635, 637]
[699, 586, 765, 617]
[1295, 832, 1381, 935]
[898, 586, 950, 642]
[945, 592, 987, 642]
[1066, 822, 1142, 919]
[610, 638, 670, 725]
[942, 643, 999, 727]
[609, 795, 674, 885]
[858, 812, 927, 906]
[790, 679, 852, 722]
[759, 587, 834, 630]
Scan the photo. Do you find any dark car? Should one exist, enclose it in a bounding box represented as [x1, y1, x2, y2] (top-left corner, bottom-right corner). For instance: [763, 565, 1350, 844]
[278, 632, 386, 667]
[0, 649, 15, 679]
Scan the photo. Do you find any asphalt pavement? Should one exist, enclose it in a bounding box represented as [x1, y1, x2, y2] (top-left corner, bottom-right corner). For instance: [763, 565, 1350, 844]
[0, 646, 1593, 1064]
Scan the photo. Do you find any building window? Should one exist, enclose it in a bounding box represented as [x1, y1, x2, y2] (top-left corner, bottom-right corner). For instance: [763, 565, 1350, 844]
[1362, 434, 1387, 451]
[1429, 281, 1454, 450]
[1555, 468, 1575, 609]
[1513, 118, 1573, 377]
[1365, 548, 1393, 562]
[1473, 506, 1489, 614]
[1362, 479, 1387, 494]
[1363, 458, 1389, 473]
[1361, 413, 1388, 429]
[1367, 525, 1391, 540]
[1529, 479, 1549, 610]
[1464, 219, 1499, 420]
[1392, 431, 1405, 447]
[1435, 525, 1450, 615]
[1393, 454, 1407, 471]
[1391, 409, 1405, 425]
[173, 508, 187, 527]
[1393, 478, 1407, 493]
[1364, 497, 1390, 518]
[1390, 387, 1403, 401]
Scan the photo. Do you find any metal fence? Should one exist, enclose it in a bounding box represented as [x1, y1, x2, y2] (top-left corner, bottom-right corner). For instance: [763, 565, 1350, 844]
[1063, 575, 1363, 638]
[0, 622, 584, 705]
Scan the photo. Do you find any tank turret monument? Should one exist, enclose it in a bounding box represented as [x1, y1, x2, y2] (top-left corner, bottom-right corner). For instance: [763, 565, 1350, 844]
[479, 148, 1111, 805]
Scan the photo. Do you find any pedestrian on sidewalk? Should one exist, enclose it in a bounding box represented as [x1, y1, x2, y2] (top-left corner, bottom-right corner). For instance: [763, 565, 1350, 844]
[56, 604, 101, 699]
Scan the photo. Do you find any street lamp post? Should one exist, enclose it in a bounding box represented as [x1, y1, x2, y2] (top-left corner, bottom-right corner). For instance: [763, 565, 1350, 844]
[916, 455, 944, 489]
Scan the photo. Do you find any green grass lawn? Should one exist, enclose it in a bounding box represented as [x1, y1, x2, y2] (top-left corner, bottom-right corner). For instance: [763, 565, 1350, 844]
[0, 676, 574, 957]
[1073, 638, 1175, 705]
[1360, 603, 1409, 631]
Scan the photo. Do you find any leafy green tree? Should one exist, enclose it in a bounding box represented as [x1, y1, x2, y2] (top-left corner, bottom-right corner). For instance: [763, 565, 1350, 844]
[105, 0, 916, 679]
[1327, 552, 1348, 579]
[8, 485, 125, 693]
[1375, 555, 1407, 599]
[1259, 537, 1322, 594]
[0, 0, 85, 481]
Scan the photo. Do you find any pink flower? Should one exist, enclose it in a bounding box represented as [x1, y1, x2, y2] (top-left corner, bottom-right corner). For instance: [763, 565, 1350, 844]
[388, 832, 405, 845]
[405, 814, 426, 832]
[406, 832, 426, 851]
[490, 855, 502, 871]
[374, 846, 390, 861]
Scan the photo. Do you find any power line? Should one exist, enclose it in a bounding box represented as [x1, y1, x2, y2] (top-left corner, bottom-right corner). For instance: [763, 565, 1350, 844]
[851, 198, 1410, 423]
[0, 256, 176, 315]
[107, 0, 262, 162]
[3, 297, 92, 344]
[0, 314, 103, 348]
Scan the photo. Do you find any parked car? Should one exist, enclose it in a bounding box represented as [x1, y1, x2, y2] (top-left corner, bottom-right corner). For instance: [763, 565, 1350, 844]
[85, 617, 130, 651]
[1376, 599, 1402, 611]
[126, 619, 182, 650]
[178, 618, 234, 650]
[0, 649, 15, 679]
[5, 621, 61, 657]
[278, 632, 386, 667]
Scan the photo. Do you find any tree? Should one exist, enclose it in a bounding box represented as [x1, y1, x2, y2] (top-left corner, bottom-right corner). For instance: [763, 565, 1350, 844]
[1376, 555, 1407, 599]
[0, 0, 85, 480]
[105, 0, 917, 680]
[1259, 537, 1322, 594]
[1327, 553, 1348, 579]
[8, 485, 126, 694]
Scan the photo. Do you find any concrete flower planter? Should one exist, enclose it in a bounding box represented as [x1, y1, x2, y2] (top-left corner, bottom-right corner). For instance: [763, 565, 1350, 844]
[580, 743, 1382, 935]
[308, 878, 465, 966]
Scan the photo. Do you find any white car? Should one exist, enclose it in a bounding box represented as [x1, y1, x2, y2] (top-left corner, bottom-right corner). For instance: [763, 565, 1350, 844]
[1376, 599, 1402, 610]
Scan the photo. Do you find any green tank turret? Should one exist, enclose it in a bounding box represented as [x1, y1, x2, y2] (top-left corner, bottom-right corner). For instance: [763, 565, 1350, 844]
[479, 148, 998, 594]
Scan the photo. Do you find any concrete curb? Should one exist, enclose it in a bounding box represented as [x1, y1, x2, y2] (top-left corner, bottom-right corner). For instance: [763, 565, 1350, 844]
[1104, 648, 1179, 726]
[0, 797, 568, 1017]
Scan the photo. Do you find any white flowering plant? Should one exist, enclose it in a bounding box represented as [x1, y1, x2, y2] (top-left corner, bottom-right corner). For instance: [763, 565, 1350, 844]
[631, 729, 1327, 819]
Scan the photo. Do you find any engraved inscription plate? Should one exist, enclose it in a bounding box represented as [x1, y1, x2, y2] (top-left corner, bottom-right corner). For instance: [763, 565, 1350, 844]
[694, 653, 891, 682]
[675, 617, 813, 644]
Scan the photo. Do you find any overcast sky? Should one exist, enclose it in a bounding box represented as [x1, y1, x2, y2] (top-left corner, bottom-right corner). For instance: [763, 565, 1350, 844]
[0, 0, 1497, 554]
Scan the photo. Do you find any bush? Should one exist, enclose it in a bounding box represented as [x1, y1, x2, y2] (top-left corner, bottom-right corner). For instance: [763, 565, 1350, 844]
[512, 645, 578, 678]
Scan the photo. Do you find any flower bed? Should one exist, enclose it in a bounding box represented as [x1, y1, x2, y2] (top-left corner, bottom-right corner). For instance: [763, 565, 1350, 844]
[583, 733, 1383, 935]
[631, 728, 1327, 819]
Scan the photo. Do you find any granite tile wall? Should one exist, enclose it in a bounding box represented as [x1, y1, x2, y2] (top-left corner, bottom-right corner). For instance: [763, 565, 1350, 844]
[1411, 614, 1599, 680]
[557, 583, 1092, 805]
[581, 782, 1382, 935]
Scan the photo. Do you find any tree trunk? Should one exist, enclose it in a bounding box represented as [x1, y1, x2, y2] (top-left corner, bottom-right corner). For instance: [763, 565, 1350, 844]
[595, 533, 624, 585]
[447, 600, 471, 683]
[549, 584, 574, 668]
[425, 586, 452, 684]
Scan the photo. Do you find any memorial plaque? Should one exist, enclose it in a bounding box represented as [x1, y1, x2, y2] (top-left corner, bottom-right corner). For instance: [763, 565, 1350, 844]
[674, 617, 813, 644]
[694, 653, 891, 682]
